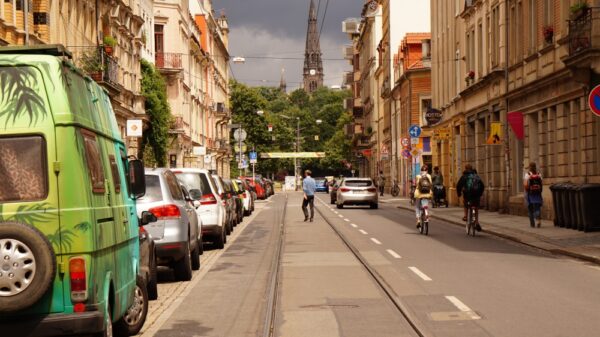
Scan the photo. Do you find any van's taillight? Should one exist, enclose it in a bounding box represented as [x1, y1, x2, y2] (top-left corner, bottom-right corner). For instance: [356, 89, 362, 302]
[340, 188, 350, 192]
[149, 204, 181, 219]
[70, 257, 87, 302]
[200, 193, 217, 205]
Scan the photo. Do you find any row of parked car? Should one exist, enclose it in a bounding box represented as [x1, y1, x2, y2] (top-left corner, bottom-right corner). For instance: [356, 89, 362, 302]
[130, 170, 276, 334]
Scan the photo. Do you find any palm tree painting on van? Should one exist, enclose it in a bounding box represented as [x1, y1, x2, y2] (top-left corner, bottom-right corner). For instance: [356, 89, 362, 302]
[0, 65, 47, 127]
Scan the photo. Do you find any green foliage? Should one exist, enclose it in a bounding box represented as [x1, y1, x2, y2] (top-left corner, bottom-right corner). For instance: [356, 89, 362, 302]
[103, 35, 117, 47]
[140, 59, 171, 166]
[570, 1, 588, 13]
[229, 81, 353, 177]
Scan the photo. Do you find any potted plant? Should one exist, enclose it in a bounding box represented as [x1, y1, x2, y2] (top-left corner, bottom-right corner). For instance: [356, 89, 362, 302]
[570, 1, 589, 20]
[543, 26, 554, 43]
[81, 50, 104, 81]
[465, 70, 475, 84]
[365, 126, 373, 136]
[103, 35, 117, 55]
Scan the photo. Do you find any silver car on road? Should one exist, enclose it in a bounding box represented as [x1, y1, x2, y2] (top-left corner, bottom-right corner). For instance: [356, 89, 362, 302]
[336, 178, 379, 209]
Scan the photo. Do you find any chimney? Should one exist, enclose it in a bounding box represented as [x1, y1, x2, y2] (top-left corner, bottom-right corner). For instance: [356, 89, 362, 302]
[422, 39, 431, 60]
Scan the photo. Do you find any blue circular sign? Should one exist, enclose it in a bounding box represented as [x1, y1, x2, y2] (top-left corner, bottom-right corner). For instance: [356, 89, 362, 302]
[588, 84, 600, 117]
[409, 125, 422, 138]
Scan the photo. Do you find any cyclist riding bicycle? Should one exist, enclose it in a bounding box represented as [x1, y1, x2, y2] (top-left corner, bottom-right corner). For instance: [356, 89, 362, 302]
[456, 164, 485, 231]
[414, 165, 433, 228]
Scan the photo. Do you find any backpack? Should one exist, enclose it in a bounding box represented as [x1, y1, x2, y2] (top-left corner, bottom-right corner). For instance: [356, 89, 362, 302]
[418, 175, 432, 193]
[527, 173, 543, 195]
[464, 173, 483, 197]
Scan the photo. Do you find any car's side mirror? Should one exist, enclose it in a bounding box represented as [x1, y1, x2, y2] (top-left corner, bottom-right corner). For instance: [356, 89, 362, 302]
[140, 211, 157, 226]
[193, 200, 201, 208]
[128, 159, 145, 199]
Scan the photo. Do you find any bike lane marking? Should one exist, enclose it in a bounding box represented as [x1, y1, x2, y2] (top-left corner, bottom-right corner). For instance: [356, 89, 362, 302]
[408, 266, 432, 281]
[359, 229, 368, 235]
[370, 238, 382, 245]
[445, 296, 481, 320]
[386, 249, 402, 259]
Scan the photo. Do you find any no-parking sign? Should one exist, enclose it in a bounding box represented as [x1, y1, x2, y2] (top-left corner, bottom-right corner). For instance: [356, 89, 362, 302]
[588, 84, 600, 117]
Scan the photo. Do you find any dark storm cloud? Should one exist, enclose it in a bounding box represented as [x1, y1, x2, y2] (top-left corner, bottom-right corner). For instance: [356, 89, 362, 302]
[213, 0, 364, 89]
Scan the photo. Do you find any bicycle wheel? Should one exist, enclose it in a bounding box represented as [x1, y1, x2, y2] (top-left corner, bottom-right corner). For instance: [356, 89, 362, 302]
[469, 208, 477, 236]
[466, 210, 472, 235]
[424, 221, 429, 235]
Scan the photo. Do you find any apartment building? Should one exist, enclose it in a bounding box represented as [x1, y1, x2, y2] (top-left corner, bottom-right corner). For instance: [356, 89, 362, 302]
[391, 33, 432, 196]
[431, 0, 600, 217]
[0, 0, 48, 45]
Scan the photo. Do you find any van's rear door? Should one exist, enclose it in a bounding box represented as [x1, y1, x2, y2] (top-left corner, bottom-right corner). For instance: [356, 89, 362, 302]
[0, 63, 64, 313]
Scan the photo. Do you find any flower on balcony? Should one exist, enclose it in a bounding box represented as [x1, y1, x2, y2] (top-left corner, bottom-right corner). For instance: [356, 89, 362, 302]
[543, 26, 554, 43]
[465, 70, 475, 80]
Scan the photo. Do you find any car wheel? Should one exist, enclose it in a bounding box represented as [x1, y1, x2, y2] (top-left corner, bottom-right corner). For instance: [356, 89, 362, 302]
[0, 222, 56, 313]
[191, 242, 200, 271]
[214, 228, 225, 249]
[198, 239, 204, 256]
[370, 203, 378, 209]
[114, 276, 148, 336]
[173, 243, 192, 281]
[147, 250, 158, 301]
[330, 197, 335, 204]
[336, 203, 343, 209]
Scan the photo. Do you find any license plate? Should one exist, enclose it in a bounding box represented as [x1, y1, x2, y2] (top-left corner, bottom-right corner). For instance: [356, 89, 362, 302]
[353, 190, 364, 194]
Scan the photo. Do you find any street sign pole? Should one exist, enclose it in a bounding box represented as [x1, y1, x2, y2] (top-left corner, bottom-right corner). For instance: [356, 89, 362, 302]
[252, 146, 256, 183]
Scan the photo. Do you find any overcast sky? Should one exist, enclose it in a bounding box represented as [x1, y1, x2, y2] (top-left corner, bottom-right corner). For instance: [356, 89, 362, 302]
[213, 0, 430, 91]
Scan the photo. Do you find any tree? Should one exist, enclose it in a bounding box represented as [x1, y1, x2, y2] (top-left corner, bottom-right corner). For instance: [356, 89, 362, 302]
[139, 59, 171, 166]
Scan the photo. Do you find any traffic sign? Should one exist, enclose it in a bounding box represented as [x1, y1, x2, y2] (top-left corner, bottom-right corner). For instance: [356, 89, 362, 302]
[410, 149, 421, 157]
[409, 124, 422, 138]
[233, 129, 247, 141]
[401, 149, 411, 159]
[588, 84, 600, 117]
[411, 137, 419, 145]
[401, 137, 410, 147]
[249, 151, 257, 164]
[234, 144, 248, 153]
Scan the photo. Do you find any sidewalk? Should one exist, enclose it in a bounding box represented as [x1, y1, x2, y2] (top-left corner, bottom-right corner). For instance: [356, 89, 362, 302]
[379, 195, 600, 265]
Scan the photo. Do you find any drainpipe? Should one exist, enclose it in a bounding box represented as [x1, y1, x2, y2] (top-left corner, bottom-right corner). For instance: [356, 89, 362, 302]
[503, 1, 511, 213]
[24, 0, 29, 45]
[96, 0, 100, 47]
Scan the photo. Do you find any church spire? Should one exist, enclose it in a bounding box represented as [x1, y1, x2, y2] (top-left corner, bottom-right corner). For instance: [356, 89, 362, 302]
[303, 0, 324, 93]
[280, 68, 287, 93]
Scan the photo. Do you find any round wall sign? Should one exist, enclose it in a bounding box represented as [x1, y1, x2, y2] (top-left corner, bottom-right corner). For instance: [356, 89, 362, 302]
[425, 108, 442, 125]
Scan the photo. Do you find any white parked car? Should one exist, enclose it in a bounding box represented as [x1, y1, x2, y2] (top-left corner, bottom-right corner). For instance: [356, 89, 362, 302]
[174, 169, 228, 249]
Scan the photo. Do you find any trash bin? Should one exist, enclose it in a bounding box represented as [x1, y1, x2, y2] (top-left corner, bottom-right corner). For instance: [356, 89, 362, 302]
[549, 183, 566, 227]
[562, 183, 577, 229]
[578, 184, 600, 232]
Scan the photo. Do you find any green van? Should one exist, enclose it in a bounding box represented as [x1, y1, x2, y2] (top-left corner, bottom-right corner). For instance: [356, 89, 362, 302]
[0, 45, 149, 336]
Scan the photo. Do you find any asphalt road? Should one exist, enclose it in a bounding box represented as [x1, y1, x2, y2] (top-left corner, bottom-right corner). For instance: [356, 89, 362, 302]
[139, 192, 600, 337]
[312, 194, 600, 337]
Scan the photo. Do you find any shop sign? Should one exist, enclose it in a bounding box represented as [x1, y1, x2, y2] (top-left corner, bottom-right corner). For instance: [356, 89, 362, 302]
[425, 108, 443, 125]
[433, 128, 450, 140]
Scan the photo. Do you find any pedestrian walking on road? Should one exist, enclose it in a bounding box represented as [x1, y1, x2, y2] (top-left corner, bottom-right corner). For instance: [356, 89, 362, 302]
[302, 170, 316, 222]
[377, 171, 386, 196]
[524, 162, 543, 228]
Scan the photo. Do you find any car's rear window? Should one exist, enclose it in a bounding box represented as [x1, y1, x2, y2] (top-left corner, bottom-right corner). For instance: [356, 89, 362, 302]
[344, 180, 372, 187]
[176, 172, 212, 199]
[0, 136, 48, 202]
[137, 175, 163, 203]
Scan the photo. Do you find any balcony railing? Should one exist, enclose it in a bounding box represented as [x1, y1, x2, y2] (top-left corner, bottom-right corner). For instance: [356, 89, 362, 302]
[155, 52, 182, 69]
[103, 54, 119, 85]
[568, 8, 593, 55]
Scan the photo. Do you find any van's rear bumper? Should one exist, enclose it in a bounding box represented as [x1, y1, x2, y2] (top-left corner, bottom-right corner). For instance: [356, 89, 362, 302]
[2, 311, 104, 336]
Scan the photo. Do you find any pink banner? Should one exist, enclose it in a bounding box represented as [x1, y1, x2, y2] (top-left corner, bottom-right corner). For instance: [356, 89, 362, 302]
[507, 111, 524, 141]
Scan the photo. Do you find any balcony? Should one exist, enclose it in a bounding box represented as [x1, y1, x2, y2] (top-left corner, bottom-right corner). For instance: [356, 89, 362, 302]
[214, 102, 230, 119]
[562, 7, 600, 84]
[343, 44, 354, 60]
[343, 97, 353, 111]
[155, 52, 183, 72]
[169, 116, 185, 135]
[76, 47, 121, 95]
[355, 135, 371, 149]
[343, 72, 354, 86]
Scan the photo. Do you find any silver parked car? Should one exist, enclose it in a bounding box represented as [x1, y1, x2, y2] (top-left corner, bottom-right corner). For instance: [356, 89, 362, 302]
[136, 168, 202, 281]
[336, 178, 379, 209]
[174, 168, 228, 249]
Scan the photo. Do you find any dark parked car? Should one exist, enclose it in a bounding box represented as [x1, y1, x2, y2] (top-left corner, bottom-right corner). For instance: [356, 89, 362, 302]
[139, 215, 158, 300]
[225, 179, 244, 225]
[212, 174, 235, 235]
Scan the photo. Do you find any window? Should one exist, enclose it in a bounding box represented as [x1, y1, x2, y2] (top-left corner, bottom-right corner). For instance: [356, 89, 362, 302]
[165, 171, 184, 201]
[109, 155, 121, 194]
[529, 0, 537, 52]
[154, 24, 164, 53]
[0, 136, 48, 202]
[81, 130, 106, 194]
[420, 98, 432, 126]
[492, 5, 500, 67]
[175, 172, 212, 199]
[344, 180, 373, 187]
[477, 22, 483, 76]
[543, 0, 553, 26]
[137, 175, 163, 203]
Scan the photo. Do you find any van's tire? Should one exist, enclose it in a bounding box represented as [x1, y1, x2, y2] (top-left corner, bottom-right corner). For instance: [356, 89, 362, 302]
[114, 276, 148, 337]
[147, 250, 158, 301]
[0, 222, 56, 313]
[173, 243, 192, 281]
[191, 243, 200, 271]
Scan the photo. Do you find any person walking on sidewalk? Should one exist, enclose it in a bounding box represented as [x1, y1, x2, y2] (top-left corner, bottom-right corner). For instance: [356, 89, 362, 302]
[524, 162, 543, 228]
[456, 164, 485, 231]
[414, 165, 433, 228]
[377, 171, 386, 196]
[302, 170, 317, 222]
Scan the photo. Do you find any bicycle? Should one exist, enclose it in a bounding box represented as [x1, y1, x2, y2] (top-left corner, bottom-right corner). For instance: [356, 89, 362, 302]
[465, 200, 477, 236]
[417, 198, 430, 235]
[409, 184, 416, 206]
[390, 179, 400, 197]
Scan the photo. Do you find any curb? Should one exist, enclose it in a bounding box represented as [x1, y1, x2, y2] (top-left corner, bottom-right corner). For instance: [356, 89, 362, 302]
[394, 204, 600, 266]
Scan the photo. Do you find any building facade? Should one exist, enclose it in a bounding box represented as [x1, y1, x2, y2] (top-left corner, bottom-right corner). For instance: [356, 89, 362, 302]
[431, 0, 600, 218]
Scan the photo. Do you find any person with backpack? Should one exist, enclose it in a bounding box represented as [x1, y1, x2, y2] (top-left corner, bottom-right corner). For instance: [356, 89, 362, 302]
[456, 164, 485, 231]
[524, 162, 543, 228]
[414, 165, 433, 228]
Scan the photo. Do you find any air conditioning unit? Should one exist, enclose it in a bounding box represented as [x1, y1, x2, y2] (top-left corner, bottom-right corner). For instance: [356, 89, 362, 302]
[343, 45, 354, 60]
[342, 19, 360, 34]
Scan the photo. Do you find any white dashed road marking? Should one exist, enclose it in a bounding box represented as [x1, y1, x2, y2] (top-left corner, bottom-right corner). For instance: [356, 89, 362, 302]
[386, 249, 401, 259]
[445, 296, 481, 320]
[370, 238, 382, 245]
[350, 223, 358, 228]
[359, 229, 368, 235]
[338, 215, 344, 218]
[408, 267, 432, 281]
[344, 219, 350, 222]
